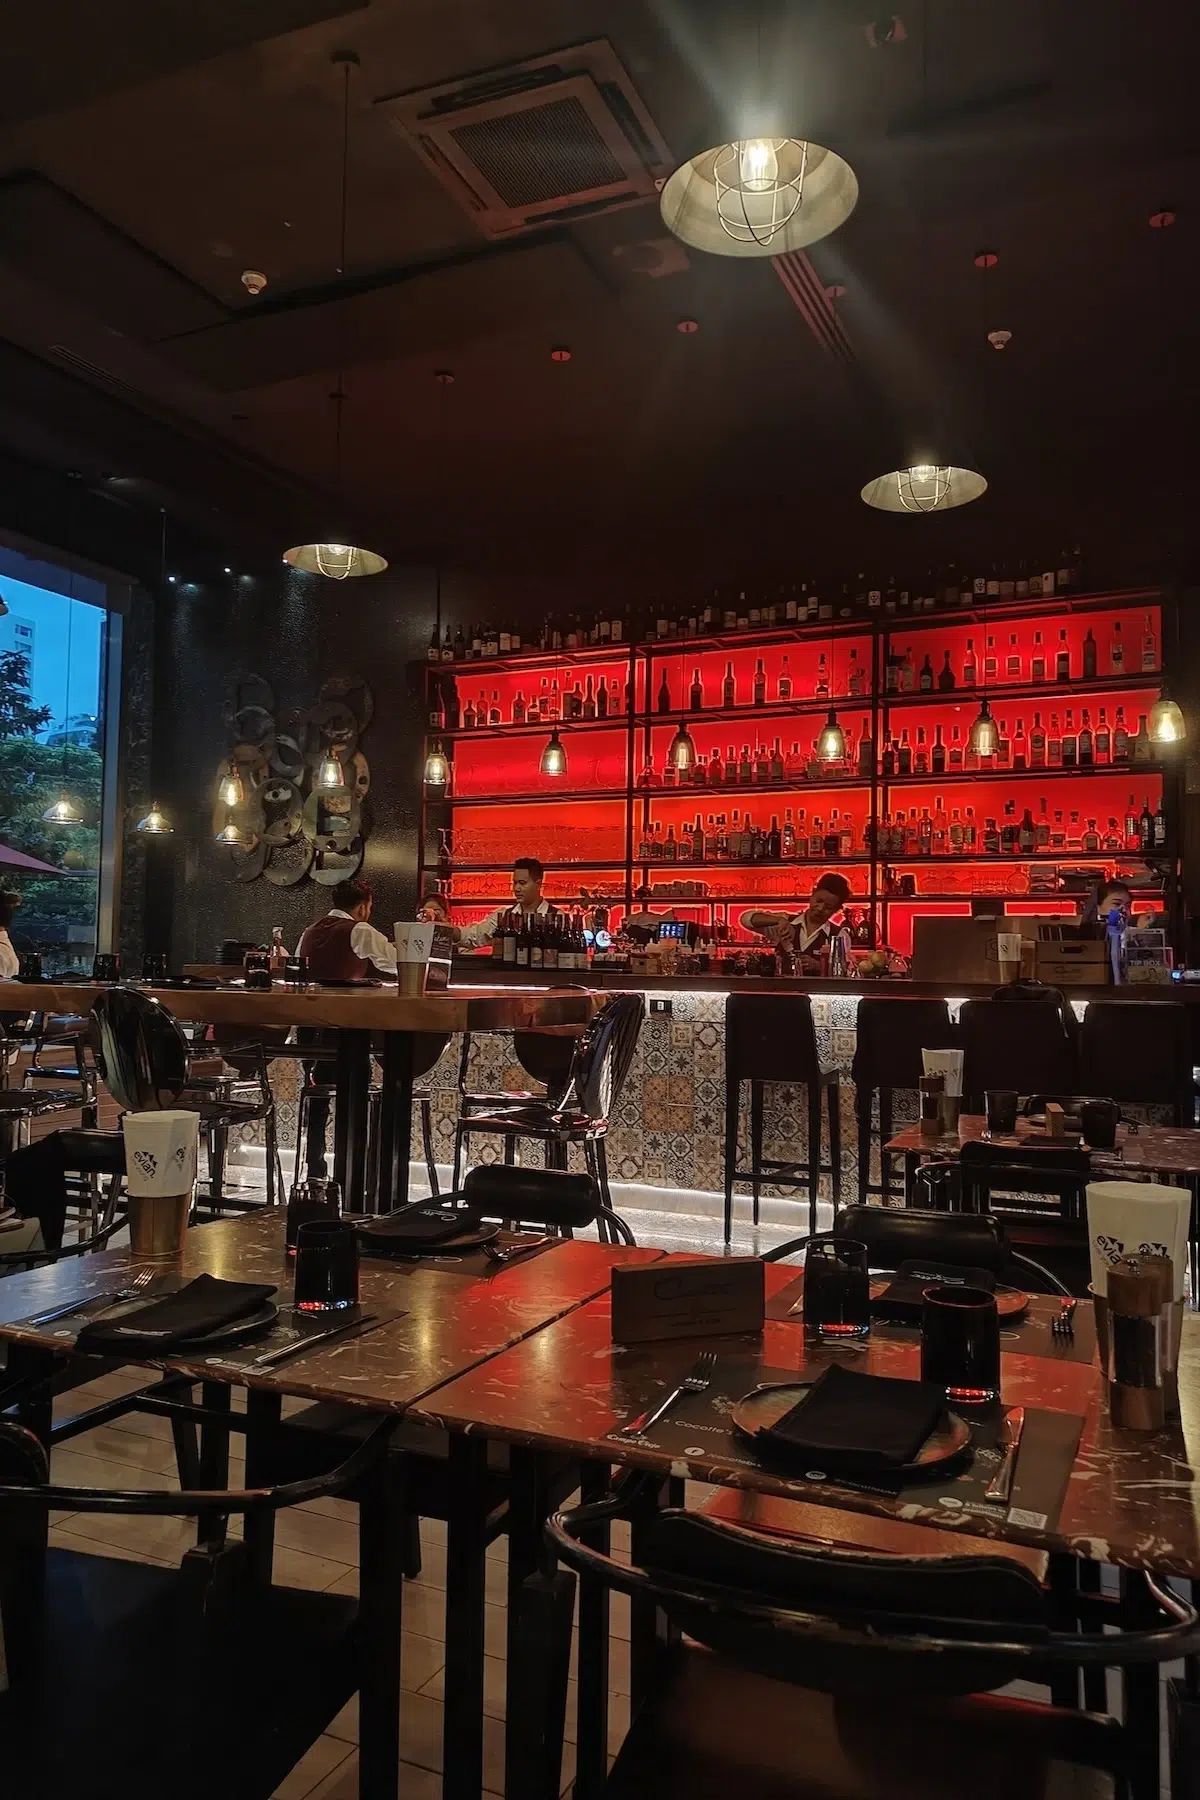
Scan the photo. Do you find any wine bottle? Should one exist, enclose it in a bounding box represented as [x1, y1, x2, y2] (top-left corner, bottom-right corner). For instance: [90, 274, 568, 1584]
[963, 639, 977, 686]
[778, 656, 792, 700]
[1031, 632, 1046, 682]
[1111, 623, 1125, 675]
[753, 659, 766, 705]
[1078, 709, 1094, 767]
[657, 671, 671, 713]
[1006, 634, 1022, 681]
[1056, 629, 1071, 681]
[919, 653, 934, 692]
[689, 668, 704, 711]
[1082, 628, 1097, 680]
[937, 650, 956, 691]
[931, 724, 946, 775]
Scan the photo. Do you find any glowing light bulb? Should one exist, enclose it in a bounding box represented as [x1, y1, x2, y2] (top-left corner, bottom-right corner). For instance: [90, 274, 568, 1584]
[1148, 696, 1185, 745]
[316, 750, 343, 789]
[540, 728, 567, 777]
[739, 138, 778, 190]
[909, 464, 936, 483]
[42, 791, 82, 825]
[135, 802, 173, 834]
[817, 709, 846, 763]
[668, 721, 697, 772]
[218, 764, 244, 808]
[423, 741, 450, 785]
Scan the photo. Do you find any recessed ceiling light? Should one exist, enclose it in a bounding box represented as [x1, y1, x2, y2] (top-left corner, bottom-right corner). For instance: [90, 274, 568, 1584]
[1150, 210, 1176, 230]
[550, 346, 572, 362]
[676, 317, 699, 334]
[434, 369, 455, 384]
[973, 250, 999, 269]
[825, 283, 846, 299]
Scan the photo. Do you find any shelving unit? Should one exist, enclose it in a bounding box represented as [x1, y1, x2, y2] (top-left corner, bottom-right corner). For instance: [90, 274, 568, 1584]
[420, 586, 1180, 950]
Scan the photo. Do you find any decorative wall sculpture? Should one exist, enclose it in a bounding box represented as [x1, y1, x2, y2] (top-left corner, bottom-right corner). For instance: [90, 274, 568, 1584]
[213, 674, 372, 885]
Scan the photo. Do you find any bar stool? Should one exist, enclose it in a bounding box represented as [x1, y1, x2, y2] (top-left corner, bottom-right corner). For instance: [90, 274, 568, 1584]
[958, 997, 1077, 1108]
[723, 993, 840, 1244]
[295, 1034, 449, 1198]
[850, 998, 955, 1204]
[1079, 1000, 1193, 1127]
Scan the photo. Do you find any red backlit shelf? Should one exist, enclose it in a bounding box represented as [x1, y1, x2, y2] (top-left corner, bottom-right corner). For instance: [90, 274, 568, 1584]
[440, 788, 629, 809]
[879, 673, 1160, 710]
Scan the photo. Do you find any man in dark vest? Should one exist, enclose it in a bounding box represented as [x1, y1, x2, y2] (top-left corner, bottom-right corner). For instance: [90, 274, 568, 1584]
[296, 879, 396, 1177]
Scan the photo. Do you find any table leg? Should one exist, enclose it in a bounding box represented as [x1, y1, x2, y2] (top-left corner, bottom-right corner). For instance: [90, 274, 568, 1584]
[377, 1031, 414, 1214]
[904, 1151, 919, 1206]
[197, 1380, 231, 1546]
[506, 1446, 573, 1800]
[242, 1387, 282, 1584]
[575, 1459, 612, 1800]
[444, 1433, 489, 1800]
[333, 1029, 371, 1213]
[1122, 1568, 1162, 1800]
[357, 1432, 404, 1800]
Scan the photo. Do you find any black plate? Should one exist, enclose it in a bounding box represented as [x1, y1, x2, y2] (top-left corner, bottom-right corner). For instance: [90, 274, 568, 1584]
[731, 1380, 971, 1474]
[157, 1300, 279, 1351]
[356, 1219, 501, 1258]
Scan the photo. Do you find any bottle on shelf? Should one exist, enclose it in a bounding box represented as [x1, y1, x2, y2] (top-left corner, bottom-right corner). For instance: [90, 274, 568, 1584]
[1056, 630, 1071, 682]
[814, 654, 829, 699]
[1139, 797, 1154, 852]
[1095, 708, 1111, 763]
[1113, 707, 1130, 760]
[657, 670, 672, 714]
[777, 656, 793, 700]
[1082, 627, 1097, 681]
[848, 650, 865, 696]
[919, 652, 934, 692]
[1030, 713, 1046, 767]
[1142, 612, 1158, 672]
[1078, 709, 1094, 767]
[1111, 622, 1125, 675]
[753, 658, 767, 705]
[689, 668, 704, 711]
[1006, 633, 1022, 681]
[963, 639, 977, 686]
[583, 676, 596, 720]
[1031, 632, 1046, 683]
[937, 650, 956, 691]
[984, 636, 998, 684]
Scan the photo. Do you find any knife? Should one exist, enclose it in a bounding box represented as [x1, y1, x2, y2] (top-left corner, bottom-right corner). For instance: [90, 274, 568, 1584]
[21, 1284, 152, 1330]
[984, 1405, 1026, 1503]
[249, 1312, 378, 1369]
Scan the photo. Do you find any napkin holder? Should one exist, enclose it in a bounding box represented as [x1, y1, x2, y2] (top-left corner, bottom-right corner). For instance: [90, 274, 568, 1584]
[122, 1110, 199, 1263]
[611, 1258, 764, 1345]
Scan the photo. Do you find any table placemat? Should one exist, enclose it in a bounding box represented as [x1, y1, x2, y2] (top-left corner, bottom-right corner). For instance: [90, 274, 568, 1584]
[192, 1302, 403, 1372]
[608, 1357, 1083, 1534]
[359, 1232, 564, 1278]
[766, 1277, 1099, 1365]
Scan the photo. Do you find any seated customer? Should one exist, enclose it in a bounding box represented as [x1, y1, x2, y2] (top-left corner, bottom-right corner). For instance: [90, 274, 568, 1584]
[742, 871, 852, 972]
[0, 889, 20, 979]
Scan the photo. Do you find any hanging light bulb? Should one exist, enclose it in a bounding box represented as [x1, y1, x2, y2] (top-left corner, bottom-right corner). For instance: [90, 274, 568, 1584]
[661, 134, 856, 258]
[283, 541, 387, 580]
[969, 697, 999, 759]
[135, 801, 173, 835]
[42, 791, 83, 825]
[423, 740, 450, 786]
[316, 748, 343, 789]
[218, 762, 244, 808]
[817, 708, 846, 763]
[861, 463, 987, 514]
[667, 720, 697, 773]
[1148, 694, 1186, 746]
[540, 728, 567, 778]
[216, 813, 249, 846]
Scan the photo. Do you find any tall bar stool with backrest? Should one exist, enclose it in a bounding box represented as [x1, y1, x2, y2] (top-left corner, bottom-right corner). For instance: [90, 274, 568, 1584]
[1079, 1000, 1193, 1127]
[959, 996, 1078, 1109]
[723, 993, 840, 1245]
[850, 998, 955, 1205]
[455, 1028, 577, 1180]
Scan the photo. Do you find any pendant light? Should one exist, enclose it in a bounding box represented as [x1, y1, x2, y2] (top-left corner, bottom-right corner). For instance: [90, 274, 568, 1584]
[283, 51, 386, 581]
[216, 814, 249, 846]
[817, 708, 846, 763]
[316, 749, 343, 789]
[540, 727, 567, 778]
[1148, 695, 1185, 746]
[135, 801, 174, 835]
[423, 739, 450, 786]
[661, 134, 857, 258]
[42, 545, 83, 825]
[861, 461, 988, 515]
[668, 720, 697, 773]
[218, 760, 244, 808]
[968, 695, 999, 759]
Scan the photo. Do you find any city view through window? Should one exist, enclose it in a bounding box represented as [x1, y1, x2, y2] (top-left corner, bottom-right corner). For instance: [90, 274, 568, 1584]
[0, 548, 109, 974]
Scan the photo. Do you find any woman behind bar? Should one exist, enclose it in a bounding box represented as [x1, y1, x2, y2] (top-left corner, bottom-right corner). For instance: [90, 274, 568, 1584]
[742, 871, 852, 973]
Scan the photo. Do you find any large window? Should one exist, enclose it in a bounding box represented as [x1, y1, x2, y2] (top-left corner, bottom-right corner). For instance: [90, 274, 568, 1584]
[0, 542, 120, 975]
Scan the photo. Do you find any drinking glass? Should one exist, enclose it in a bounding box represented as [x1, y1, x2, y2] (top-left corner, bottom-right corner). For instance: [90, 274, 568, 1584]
[141, 952, 168, 983]
[17, 952, 42, 982]
[920, 1284, 1001, 1403]
[985, 1089, 1019, 1136]
[803, 1238, 870, 1340]
[285, 955, 311, 987]
[92, 953, 120, 982]
[293, 1218, 359, 1311]
[1080, 1099, 1120, 1150]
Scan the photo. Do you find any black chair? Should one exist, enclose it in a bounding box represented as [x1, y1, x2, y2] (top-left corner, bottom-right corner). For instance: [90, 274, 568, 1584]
[724, 994, 840, 1244]
[453, 993, 643, 1213]
[458, 1026, 577, 1118]
[1079, 1001, 1194, 1127]
[453, 1160, 636, 1245]
[538, 1479, 1200, 1800]
[761, 1202, 1070, 1295]
[959, 997, 1078, 1108]
[88, 986, 282, 1208]
[0, 1413, 402, 1800]
[850, 998, 955, 1204]
[918, 1141, 1092, 1294]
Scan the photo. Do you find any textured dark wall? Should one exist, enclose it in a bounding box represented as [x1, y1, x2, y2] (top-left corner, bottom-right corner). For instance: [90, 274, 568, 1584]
[150, 564, 436, 964]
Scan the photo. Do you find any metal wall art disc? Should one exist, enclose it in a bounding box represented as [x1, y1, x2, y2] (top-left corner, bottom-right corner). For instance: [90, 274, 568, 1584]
[302, 785, 361, 850]
[269, 734, 307, 782]
[225, 838, 267, 882]
[312, 836, 364, 885]
[263, 839, 315, 886]
[258, 777, 304, 845]
[305, 699, 359, 764]
[229, 705, 277, 758]
[232, 675, 275, 717]
[349, 750, 370, 799]
[320, 675, 373, 731]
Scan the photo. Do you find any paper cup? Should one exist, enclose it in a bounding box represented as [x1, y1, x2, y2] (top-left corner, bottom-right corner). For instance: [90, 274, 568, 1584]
[922, 1048, 963, 1099]
[393, 921, 434, 995]
[123, 1111, 199, 1197]
[127, 1193, 192, 1264]
[996, 932, 1023, 981]
[1085, 1179, 1190, 1300]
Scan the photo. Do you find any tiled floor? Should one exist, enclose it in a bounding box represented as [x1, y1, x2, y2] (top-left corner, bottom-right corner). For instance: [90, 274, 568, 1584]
[46, 1364, 628, 1800]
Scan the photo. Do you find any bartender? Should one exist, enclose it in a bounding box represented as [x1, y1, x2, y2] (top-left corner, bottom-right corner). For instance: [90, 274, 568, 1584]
[742, 870, 852, 971]
[453, 856, 550, 947]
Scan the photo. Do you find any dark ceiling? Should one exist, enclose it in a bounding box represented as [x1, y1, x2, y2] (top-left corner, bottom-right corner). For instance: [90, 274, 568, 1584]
[1, 0, 1199, 589]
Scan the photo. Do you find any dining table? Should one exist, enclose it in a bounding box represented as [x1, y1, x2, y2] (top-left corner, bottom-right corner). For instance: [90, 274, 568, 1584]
[0, 979, 598, 1212]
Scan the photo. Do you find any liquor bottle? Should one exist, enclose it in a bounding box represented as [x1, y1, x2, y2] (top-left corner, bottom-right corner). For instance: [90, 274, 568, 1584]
[1113, 706, 1130, 760]
[1056, 630, 1071, 681]
[919, 653, 934, 693]
[950, 725, 964, 772]
[708, 746, 724, 786]
[512, 689, 526, 725]
[858, 721, 873, 775]
[778, 656, 793, 700]
[767, 814, 781, 860]
[515, 914, 530, 969]
[596, 679, 608, 719]
[689, 668, 704, 712]
[769, 738, 785, 783]
[549, 677, 561, 720]
[583, 676, 596, 720]
[1111, 622, 1125, 675]
[569, 680, 584, 719]
[741, 814, 756, 859]
[453, 625, 467, 660]
[823, 813, 840, 858]
[427, 622, 441, 662]
[782, 809, 797, 858]
[884, 652, 900, 695]
[1104, 817, 1122, 852]
[848, 650, 865, 696]
[753, 658, 767, 705]
[839, 812, 853, 855]
[677, 822, 692, 863]
[1125, 796, 1140, 851]
[996, 719, 1011, 769]
[899, 647, 915, 693]
[1078, 709, 1094, 767]
[937, 650, 956, 691]
[1139, 798, 1154, 853]
[898, 729, 913, 776]
[914, 726, 929, 775]
[931, 724, 946, 775]
[1030, 713, 1046, 767]
[1154, 795, 1167, 849]
[754, 743, 770, 784]
[964, 805, 978, 850]
[463, 695, 476, 730]
[814, 654, 829, 699]
[722, 661, 736, 707]
[1061, 710, 1078, 768]
[806, 814, 822, 859]
[1142, 613, 1158, 672]
[1082, 819, 1100, 853]
[963, 638, 977, 686]
[657, 671, 672, 713]
[949, 808, 963, 851]
[663, 824, 678, 863]
[738, 745, 753, 785]
[986, 565, 1001, 599]
[1012, 718, 1028, 771]
[471, 623, 484, 658]
[1018, 808, 1036, 853]
[1095, 708, 1111, 763]
[610, 677, 622, 717]
[1036, 799, 1050, 849]
[1031, 632, 1046, 683]
[881, 735, 896, 778]
[637, 754, 660, 788]
[1048, 713, 1062, 765]
[785, 740, 804, 781]
[983, 817, 1001, 854]
[1082, 628, 1097, 680]
[984, 636, 999, 684]
[1015, 562, 1029, 600]
[1006, 633, 1022, 681]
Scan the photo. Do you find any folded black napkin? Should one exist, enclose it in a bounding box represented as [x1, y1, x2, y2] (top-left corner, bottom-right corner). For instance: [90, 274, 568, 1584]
[761, 1364, 945, 1470]
[75, 1273, 276, 1354]
[354, 1203, 481, 1248]
[871, 1259, 997, 1322]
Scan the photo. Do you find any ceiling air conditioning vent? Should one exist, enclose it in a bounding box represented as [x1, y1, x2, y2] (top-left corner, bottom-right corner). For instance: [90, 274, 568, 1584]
[46, 344, 152, 407]
[377, 40, 672, 238]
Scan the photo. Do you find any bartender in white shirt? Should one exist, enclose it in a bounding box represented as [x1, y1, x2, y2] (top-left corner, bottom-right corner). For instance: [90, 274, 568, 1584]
[742, 871, 852, 972]
[0, 890, 21, 979]
[454, 857, 551, 948]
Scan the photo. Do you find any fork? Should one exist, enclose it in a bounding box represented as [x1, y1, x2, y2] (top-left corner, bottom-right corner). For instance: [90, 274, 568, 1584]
[24, 1267, 156, 1330]
[1051, 1298, 1077, 1339]
[618, 1350, 718, 1439]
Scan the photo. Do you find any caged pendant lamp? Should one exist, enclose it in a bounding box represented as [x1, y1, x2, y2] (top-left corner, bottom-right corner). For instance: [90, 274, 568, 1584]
[661, 132, 857, 258]
[284, 52, 386, 580]
[668, 719, 697, 774]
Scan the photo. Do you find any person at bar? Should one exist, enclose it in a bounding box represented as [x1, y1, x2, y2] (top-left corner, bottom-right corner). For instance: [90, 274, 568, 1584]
[294, 879, 396, 1179]
[741, 870, 853, 972]
[1079, 878, 1133, 927]
[0, 891, 21, 978]
[453, 856, 550, 948]
[418, 890, 450, 925]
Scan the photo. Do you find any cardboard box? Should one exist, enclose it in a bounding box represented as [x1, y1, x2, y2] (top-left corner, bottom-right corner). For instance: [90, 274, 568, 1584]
[1035, 938, 1110, 986]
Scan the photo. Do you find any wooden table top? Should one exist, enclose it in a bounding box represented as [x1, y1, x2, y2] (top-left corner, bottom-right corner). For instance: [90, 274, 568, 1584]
[0, 981, 597, 1034]
[413, 1261, 1200, 1578]
[0, 1213, 663, 1412]
[884, 1112, 1200, 1177]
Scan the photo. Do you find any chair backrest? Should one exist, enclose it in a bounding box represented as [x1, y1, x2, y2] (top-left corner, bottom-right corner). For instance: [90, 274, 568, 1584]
[569, 993, 643, 1121]
[87, 986, 189, 1111]
[462, 1163, 600, 1228]
[411, 1031, 452, 1084]
[850, 997, 955, 1091]
[725, 993, 819, 1084]
[958, 998, 1077, 1105]
[512, 1030, 577, 1101]
[830, 1203, 1006, 1273]
[959, 1140, 1089, 1220]
[1079, 1001, 1193, 1122]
